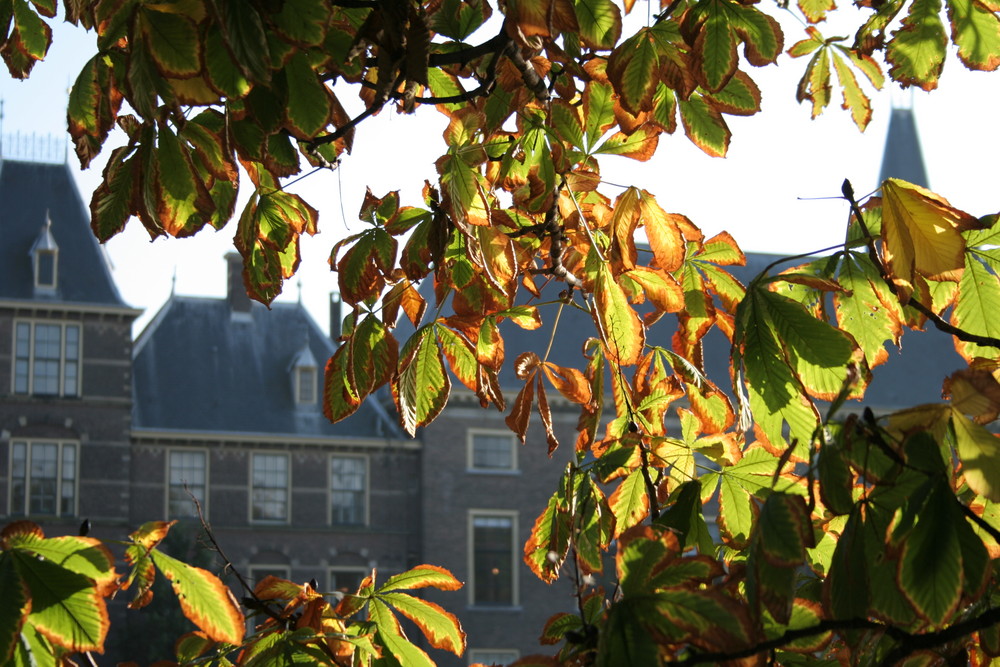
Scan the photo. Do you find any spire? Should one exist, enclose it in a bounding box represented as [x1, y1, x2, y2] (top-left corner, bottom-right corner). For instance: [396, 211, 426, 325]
[877, 107, 929, 189]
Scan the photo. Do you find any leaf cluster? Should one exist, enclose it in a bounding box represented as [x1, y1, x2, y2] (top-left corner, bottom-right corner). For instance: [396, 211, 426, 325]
[7, 0, 1000, 664]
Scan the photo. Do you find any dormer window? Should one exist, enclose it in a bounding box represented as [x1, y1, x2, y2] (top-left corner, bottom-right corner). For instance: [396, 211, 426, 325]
[297, 366, 317, 404]
[31, 215, 59, 291]
[290, 338, 318, 406]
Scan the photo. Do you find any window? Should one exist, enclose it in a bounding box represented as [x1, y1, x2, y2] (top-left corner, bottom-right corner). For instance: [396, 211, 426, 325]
[469, 431, 516, 472]
[330, 456, 366, 525]
[251, 453, 289, 522]
[296, 366, 317, 404]
[14, 321, 80, 396]
[329, 568, 366, 598]
[248, 564, 291, 587]
[468, 649, 519, 666]
[35, 250, 56, 288]
[10, 441, 77, 516]
[470, 511, 517, 606]
[168, 450, 207, 518]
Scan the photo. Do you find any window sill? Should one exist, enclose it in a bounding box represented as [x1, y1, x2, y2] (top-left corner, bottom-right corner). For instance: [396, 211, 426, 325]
[465, 469, 521, 476]
[466, 605, 523, 613]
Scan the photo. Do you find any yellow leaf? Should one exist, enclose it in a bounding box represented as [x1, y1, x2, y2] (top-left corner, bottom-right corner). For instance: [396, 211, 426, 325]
[881, 178, 979, 301]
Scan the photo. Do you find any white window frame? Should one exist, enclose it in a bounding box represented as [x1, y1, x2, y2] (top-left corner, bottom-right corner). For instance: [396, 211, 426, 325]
[468, 509, 519, 608]
[329, 455, 368, 526]
[295, 365, 317, 404]
[468, 648, 520, 666]
[467, 430, 518, 473]
[13, 320, 82, 397]
[9, 440, 78, 517]
[249, 452, 290, 524]
[166, 449, 208, 519]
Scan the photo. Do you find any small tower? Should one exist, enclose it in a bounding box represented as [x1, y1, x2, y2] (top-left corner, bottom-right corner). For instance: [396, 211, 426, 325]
[877, 106, 930, 188]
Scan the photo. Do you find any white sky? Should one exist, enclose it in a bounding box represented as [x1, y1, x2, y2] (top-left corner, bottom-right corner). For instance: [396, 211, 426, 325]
[1, 8, 998, 336]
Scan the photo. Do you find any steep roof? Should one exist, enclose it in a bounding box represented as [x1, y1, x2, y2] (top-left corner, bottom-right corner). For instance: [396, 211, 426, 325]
[132, 296, 402, 440]
[0, 159, 129, 308]
[878, 107, 930, 188]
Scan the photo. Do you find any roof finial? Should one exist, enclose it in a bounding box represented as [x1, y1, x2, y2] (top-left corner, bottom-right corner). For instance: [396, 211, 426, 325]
[297, 278, 303, 304]
[171, 267, 177, 295]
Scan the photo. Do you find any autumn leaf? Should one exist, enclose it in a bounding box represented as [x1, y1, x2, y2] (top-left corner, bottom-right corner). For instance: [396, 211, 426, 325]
[880, 178, 980, 302]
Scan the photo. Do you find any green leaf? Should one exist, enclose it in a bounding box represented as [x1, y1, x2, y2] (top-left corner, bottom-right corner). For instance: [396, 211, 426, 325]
[592, 260, 645, 366]
[90, 145, 138, 241]
[755, 286, 857, 400]
[369, 599, 435, 667]
[11, 0, 49, 60]
[205, 28, 251, 98]
[429, 0, 492, 40]
[832, 251, 904, 369]
[379, 564, 463, 593]
[324, 344, 362, 423]
[154, 123, 215, 237]
[607, 29, 659, 115]
[831, 50, 872, 129]
[9, 550, 107, 652]
[948, 0, 1000, 70]
[609, 469, 649, 536]
[393, 326, 451, 436]
[679, 94, 730, 157]
[952, 409, 1000, 502]
[67, 54, 121, 168]
[151, 550, 245, 645]
[597, 596, 663, 666]
[583, 80, 616, 151]
[897, 481, 963, 626]
[524, 489, 571, 583]
[217, 1, 271, 83]
[689, 0, 738, 92]
[0, 554, 28, 661]
[735, 290, 819, 452]
[953, 254, 1000, 360]
[703, 70, 761, 116]
[886, 0, 947, 90]
[817, 441, 854, 515]
[376, 592, 465, 655]
[138, 6, 200, 78]
[273, 0, 329, 46]
[757, 493, 812, 567]
[825, 509, 870, 619]
[798, 0, 836, 23]
[283, 51, 331, 139]
[573, 0, 621, 49]
[656, 480, 715, 554]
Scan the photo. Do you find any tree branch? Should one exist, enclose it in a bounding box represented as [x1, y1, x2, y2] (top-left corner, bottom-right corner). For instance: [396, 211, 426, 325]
[675, 606, 1000, 667]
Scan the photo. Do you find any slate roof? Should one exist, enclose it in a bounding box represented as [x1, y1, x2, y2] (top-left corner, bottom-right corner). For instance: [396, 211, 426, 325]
[878, 108, 929, 188]
[0, 159, 128, 308]
[132, 295, 401, 440]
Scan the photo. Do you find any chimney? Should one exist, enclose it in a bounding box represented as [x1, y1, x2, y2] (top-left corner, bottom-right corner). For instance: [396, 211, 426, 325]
[330, 292, 342, 343]
[225, 252, 252, 313]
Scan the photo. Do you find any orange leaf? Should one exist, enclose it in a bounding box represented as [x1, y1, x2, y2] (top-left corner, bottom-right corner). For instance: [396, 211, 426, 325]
[541, 362, 593, 405]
